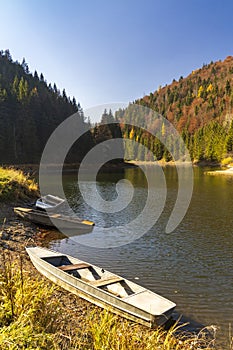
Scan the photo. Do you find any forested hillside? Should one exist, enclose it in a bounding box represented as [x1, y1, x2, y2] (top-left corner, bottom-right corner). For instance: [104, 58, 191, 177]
[0, 50, 90, 164]
[118, 56, 233, 163]
[2, 49, 233, 165]
[0, 50, 125, 165]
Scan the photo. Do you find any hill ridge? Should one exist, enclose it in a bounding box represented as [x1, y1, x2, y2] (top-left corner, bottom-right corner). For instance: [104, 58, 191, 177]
[119, 55, 233, 163]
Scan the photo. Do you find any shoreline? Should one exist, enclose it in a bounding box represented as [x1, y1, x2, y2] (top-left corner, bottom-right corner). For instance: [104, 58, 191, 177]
[0, 202, 65, 252]
[3, 160, 138, 175]
[205, 167, 233, 176]
[2, 158, 225, 175]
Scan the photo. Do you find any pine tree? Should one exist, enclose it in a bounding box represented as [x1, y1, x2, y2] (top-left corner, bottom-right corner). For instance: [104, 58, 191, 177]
[21, 58, 29, 73]
[40, 73, 44, 81]
[34, 70, 39, 80]
[225, 120, 233, 153]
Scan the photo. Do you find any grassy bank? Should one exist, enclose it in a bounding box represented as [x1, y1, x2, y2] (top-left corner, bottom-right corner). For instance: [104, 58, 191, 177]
[0, 252, 226, 350]
[0, 167, 38, 201]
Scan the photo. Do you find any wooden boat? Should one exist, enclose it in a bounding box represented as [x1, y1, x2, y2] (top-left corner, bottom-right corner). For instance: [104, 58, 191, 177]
[35, 194, 66, 212]
[14, 207, 95, 231]
[26, 246, 176, 328]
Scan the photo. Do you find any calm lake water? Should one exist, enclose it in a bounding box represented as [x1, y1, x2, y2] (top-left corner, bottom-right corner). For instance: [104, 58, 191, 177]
[48, 165, 233, 345]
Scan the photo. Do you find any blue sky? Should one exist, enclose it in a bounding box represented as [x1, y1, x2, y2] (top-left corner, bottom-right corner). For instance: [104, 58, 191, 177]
[1, 0, 233, 122]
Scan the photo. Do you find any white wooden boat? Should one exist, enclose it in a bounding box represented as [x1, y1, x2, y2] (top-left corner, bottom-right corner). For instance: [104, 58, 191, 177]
[26, 246, 176, 328]
[14, 207, 94, 231]
[35, 194, 66, 212]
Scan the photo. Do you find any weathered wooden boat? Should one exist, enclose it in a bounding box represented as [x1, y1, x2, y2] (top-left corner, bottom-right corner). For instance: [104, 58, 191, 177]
[26, 246, 176, 328]
[14, 207, 95, 231]
[35, 194, 66, 212]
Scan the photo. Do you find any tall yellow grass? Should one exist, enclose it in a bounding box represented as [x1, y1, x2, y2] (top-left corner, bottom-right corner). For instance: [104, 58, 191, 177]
[0, 167, 38, 200]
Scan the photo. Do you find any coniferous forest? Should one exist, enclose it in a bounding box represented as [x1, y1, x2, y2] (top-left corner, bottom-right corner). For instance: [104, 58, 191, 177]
[1, 50, 233, 165]
[0, 50, 123, 165]
[0, 50, 86, 164]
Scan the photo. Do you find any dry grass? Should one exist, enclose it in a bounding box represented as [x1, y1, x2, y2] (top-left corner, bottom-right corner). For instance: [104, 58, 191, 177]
[0, 167, 38, 201]
[0, 251, 230, 350]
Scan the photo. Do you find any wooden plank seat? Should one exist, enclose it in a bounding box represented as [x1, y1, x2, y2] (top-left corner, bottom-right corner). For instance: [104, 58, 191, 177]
[50, 213, 61, 218]
[91, 276, 124, 288]
[58, 263, 90, 271]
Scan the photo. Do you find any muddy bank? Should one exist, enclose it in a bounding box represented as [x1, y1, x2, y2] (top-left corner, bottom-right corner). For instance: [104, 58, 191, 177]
[0, 203, 57, 252]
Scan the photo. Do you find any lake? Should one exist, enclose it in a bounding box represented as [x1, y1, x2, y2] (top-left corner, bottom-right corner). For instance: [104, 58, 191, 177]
[48, 164, 233, 346]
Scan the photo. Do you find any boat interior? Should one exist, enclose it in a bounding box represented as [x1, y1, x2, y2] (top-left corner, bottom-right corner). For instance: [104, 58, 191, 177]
[36, 195, 66, 209]
[42, 255, 144, 299]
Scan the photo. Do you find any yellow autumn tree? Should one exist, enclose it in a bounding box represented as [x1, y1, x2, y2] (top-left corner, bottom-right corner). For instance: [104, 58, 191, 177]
[197, 85, 204, 98]
[207, 83, 213, 93]
[129, 128, 135, 139]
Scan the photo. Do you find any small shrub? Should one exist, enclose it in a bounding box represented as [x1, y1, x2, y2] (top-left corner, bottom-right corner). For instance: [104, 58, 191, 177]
[221, 157, 233, 166]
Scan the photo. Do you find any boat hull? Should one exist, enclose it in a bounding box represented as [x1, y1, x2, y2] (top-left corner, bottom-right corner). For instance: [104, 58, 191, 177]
[26, 247, 176, 328]
[14, 207, 94, 231]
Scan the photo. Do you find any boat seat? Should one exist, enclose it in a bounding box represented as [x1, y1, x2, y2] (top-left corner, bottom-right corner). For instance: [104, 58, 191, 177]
[14, 207, 32, 212]
[81, 220, 94, 226]
[91, 276, 124, 287]
[58, 263, 90, 271]
[50, 213, 61, 218]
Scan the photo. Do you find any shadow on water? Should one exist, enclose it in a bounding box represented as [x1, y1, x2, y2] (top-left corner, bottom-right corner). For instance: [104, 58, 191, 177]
[165, 313, 218, 348]
[171, 312, 205, 333]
